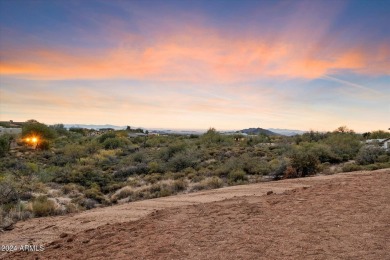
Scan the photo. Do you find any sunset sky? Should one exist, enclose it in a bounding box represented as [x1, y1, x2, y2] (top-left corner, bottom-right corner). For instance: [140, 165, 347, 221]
[0, 0, 389, 132]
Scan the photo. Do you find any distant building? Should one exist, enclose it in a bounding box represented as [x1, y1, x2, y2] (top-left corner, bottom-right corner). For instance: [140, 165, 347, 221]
[0, 120, 25, 127]
[128, 133, 147, 138]
[365, 138, 390, 150]
[0, 126, 22, 136]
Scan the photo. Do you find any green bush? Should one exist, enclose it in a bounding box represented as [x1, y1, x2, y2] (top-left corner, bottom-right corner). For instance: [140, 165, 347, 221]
[228, 169, 247, 183]
[22, 120, 56, 140]
[204, 176, 223, 189]
[342, 163, 362, 172]
[31, 196, 56, 217]
[0, 135, 11, 157]
[114, 164, 149, 180]
[102, 137, 129, 150]
[168, 152, 197, 172]
[289, 147, 320, 177]
[159, 142, 186, 161]
[98, 132, 116, 143]
[84, 187, 106, 203]
[172, 179, 188, 192]
[69, 166, 112, 188]
[324, 132, 361, 161]
[356, 146, 385, 165]
[38, 140, 51, 150]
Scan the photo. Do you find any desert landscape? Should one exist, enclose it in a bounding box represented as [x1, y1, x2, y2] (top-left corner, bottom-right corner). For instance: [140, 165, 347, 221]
[1, 0, 389, 259]
[2, 168, 389, 259]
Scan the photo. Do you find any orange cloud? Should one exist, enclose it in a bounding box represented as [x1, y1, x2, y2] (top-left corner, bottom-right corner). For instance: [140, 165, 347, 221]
[1, 26, 389, 82]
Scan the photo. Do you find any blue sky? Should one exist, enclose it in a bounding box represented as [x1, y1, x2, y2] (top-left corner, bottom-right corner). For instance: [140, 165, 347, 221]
[0, 0, 389, 131]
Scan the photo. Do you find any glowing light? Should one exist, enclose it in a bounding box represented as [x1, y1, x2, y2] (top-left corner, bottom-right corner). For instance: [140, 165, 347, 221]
[25, 138, 31, 142]
[32, 137, 38, 143]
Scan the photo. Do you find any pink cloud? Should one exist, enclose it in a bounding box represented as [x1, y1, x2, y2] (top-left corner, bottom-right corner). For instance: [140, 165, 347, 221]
[1, 23, 389, 82]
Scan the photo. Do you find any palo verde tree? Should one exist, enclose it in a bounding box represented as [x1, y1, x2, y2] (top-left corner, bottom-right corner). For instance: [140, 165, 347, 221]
[22, 120, 56, 139]
[22, 120, 56, 149]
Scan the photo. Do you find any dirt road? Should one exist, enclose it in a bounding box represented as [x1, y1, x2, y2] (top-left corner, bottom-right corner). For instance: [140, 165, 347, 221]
[2, 169, 389, 259]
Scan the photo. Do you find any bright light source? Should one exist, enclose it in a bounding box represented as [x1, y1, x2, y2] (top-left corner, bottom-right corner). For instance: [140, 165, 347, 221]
[25, 138, 31, 142]
[32, 137, 38, 143]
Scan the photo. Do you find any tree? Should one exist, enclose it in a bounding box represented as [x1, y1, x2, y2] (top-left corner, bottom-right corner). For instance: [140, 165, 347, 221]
[50, 124, 68, 136]
[288, 147, 320, 178]
[369, 130, 390, 139]
[333, 126, 354, 134]
[22, 120, 56, 140]
[325, 127, 361, 161]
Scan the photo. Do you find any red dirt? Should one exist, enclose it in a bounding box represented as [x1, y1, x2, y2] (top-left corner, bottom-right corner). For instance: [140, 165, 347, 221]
[2, 169, 390, 259]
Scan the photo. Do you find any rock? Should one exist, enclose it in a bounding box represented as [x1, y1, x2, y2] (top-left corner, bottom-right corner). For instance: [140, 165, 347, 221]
[266, 191, 273, 195]
[59, 232, 68, 238]
[1, 217, 15, 231]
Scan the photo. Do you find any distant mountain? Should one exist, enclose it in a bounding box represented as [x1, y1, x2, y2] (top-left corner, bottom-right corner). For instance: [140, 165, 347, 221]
[238, 128, 280, 136]
[62, 124, 305, 136]
[64, 124, 126, 130]
[267, 128, 306, 136]
[63, 124, 205, 135]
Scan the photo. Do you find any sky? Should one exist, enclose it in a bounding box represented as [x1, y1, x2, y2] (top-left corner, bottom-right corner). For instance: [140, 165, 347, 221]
[0, 0, 389, 132]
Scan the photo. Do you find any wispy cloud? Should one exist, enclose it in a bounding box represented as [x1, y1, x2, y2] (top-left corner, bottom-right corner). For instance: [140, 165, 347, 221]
[321, 75, 380, 95]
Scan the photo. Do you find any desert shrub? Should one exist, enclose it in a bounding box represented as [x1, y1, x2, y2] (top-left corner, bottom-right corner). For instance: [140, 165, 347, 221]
[283, 165, 298, 178]
[63, 144, 87, 161]
[367, 162, 390, 170]
[355, 146, 385, 165]
[22, 121, 56, 140]
[50, 154, 74, 166]
[31, 196, 56, 217]
[304, 143, 341, 163]
[377, 154, 390, 163]
[324, 132, 361, 161]
[6, 204, 33, 222]
[114, 163, 149, 180]
[69, 166, 112, 188]
[37, 168, 56, 183]
[144, 173, 162, 184]
[289, 147, 320, 177]
[64, 203, 79, 213]
[270, 158, 288, 180]
[205, 176, 224, 189]
[238, 154, 269, 175]
[102, 137, 129, 150]
[172, 179, 188, 192]
[200, 128, 232, 146]
[38, 140, 51, 150]
[0, 182, 19, 205]
[0, 134, 11, 157]
[85, 141, 100, 154]
[133, 151, 147, 163]
[159, 142, 186, 161]
[228, 169, 248, 184]
[148, 161, 164, 173]
[168, 152, 197, 172]
[98, 132, 116, 143]
[342, 163, 362, 172]
[149, 183, 172, 197]
[62, 183, 84, 195]
[84, 186, 106, 204]
[79, 198, 98, 209]
[112, 186, 134, 201]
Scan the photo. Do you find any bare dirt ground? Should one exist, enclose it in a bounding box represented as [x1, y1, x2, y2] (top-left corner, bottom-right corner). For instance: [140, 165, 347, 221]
[2, 169, 389, 259]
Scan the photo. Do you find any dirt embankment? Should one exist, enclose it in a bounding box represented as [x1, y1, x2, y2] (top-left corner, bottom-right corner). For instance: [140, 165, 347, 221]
[2, 169, 390, 259]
